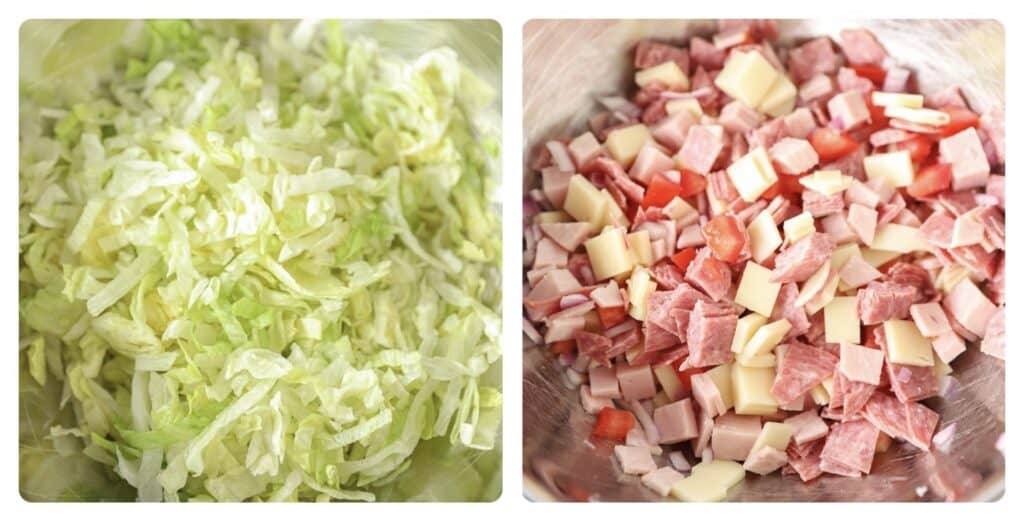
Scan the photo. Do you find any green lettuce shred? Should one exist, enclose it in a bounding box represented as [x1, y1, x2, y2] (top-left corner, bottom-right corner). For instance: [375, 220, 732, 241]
[19, 20, 501, 502]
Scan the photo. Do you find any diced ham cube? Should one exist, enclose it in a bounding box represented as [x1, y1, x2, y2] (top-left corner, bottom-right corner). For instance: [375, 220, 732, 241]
[819, 213, 856, 245]
[614, 445, 657, 475]
[676, 125, 725, 174]
[711, 412, 762, 461]
[545, 315, 585, 343]
[747, 117, 787, 150]
[827, 91, 870, 131]
[856, 281, 916, 325]
[882, 66, 911, 93]
[788, 37, 841, 83]
[771, 233, 835, 283]
[591, 281, 625, 309]
[803, 189, 845, 218]
[686, 300, 738, 367]
[691, 372, 727, 418]
[836, 67, 874, 96]
[919, 210, 955, 248]
[770, 138, 820, 174]
[654, 398, 699, 444]
[617, 363, 657, 400]
[540, 222, 592, 253]
[589, 366, 621, 399]
[784, 410, 830, 445]
[771, 282, 811, 339]
[568, 132, 603, 168]
[651, 110, 697, 152]
[798, 73, 836, 103]
[580, 385, 615, 414]
[629, 144, 675, 185]
[939, 127, 991, 191]
[846, 203, 878, 245]
[838, 29, 888, 65]
[525, 269, 583, 320]
[541, 167, 573, 208]
[903, 402, 940, 451]
[932, 331, 966, 364]
[635, 40, 690, 72]
[942, 278, 997, 337]
[838, 253, 882, 289]
[783, 107, 818, 139]
[909, 302, 953, 338]
[845, 179, 881, 209]
[641, 466, 686, 497]
[719, 100, 764, 134]
[533, 237, 569, 269]
[690, 36, 727, 70]
[839, 342, 885, 385]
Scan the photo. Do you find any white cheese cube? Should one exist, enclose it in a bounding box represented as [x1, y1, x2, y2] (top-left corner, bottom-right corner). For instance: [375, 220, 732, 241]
[750, 422, 793, 454]
[810, 383, 830, 405]
[707, 363, 735, 411]
[627, 230, 653, 266]
[563, 174, 608, 228]
[799, 170, 854, 196]
[734, 262, 782, 317]
[747, 210, 782, 263]
[714, 51, 780, 108]
[585, 227, 635, 281]
[604, 124, 652, 167]
[820, 376, 835, 399]
[731, 313, 768, 354]
[654, 364, 687, 401]
[736, 351, 776, 368]
[860, 247, 902, 268]
[871, 91, 925, 109]
[600, 189, 629, 228]
[757, 74, 797, 117]
[663, 196, 699, 225]
[936, 264, 971, 294]
[691, 459, 746, 489]
[670, 475, 727, 502]
[636, 61, 690, 90]
[864, 150, 915, 188]
[824, 296, 860, 344]
[626, 267, 656, 321]
[532, 210, 573, 224]
[870, 223, 930, 253]
[783, 211, 815, 243]
[727, 146, 779, 202]
[830, 243, 861, 271]
[934, 354, 953, 377]
[666, 98, 704, 119]
[884, 105, 952, 126]
[883, 319, 935, 367]
[732, 364, 779, 416]
[742, 319, 791, 357]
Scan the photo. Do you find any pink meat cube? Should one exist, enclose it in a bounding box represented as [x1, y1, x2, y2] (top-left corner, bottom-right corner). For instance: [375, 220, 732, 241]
[641, 466, 686, 496]
[799, 73, 835, 103]
[932, 331, 966, 364]
[580, 385, 615, 415]
[691, 371, 727, 418]
[568, 132, 603, 168]
[589, 366, 621, 399]
[533, 237, 569, 269]
[847, 202, 878, 245]
[617, 363, 657, 400]
[939, 127, 991, 191]
[654, 398, 699, 444]
[909, 303, 953, 338]
[743, 446, 789, 475]
[651, 110, 696, 152]
[942, 278, 997, 337]
[838, 254, 882, 289]
[675, 125, 725, 174]
[827, 91, 870, 131]
[783, 107, 818, 139]
[614, 445, 657, 475]
[541, 167, 573, 208]
[770, 138, 819, 174]
[629, 143, 675, 185]
[719, 100, 764, 134]
[784, 410, 830, 445]
[839, 342, 885, 385]
[711, 412, 762, 461]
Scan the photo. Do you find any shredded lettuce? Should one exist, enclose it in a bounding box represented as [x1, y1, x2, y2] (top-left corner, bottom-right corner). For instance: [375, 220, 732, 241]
[19, 20, 501, 502]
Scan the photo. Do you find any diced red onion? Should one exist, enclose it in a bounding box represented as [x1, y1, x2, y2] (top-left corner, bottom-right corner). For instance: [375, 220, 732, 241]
[565, 368, 585, 386]
[523, 317, 543, 344]
[915, 485, 928, 498]
[669, 451, 691, 472]
[523, 224, 538, 267]
[546, 141, 575, 173]
[628, 400, 661, 445]
[560, 293, 590, 310]
[557, 351, 577, 367]
[571, 353, 591, 373]
[932, 423, 956, 454]
[528, 188, 548, 206]
[995, 433, 1005, 455]
[701, 447, 713, 463]
[598, 95, 642, 119]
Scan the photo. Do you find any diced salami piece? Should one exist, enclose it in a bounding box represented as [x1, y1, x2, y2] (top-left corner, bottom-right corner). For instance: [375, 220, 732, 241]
[936, 191, 978, 217]
[771, 342, 839, 405]
[886, 262, 937, 304]
[635, 40, 690, 72]
[803, 189, 845, 218]
[886, 359, 939, 403]
[770, 138, 820, 175]
[798, 73, 836, 104]
[606, 325, 643, 363]
[771, 282, 812, 339]
[856, 281, 916, 325]
[642, 322, 682, 362]
[839, 342, 885, 385]
[839, 372, 877, 420]
[649, 261, 686, 290]
[919, 210, 955, 248]
[838, 29, 888, 65]
[904, 401, 940, 451]
[925, 85, 967, 109]
[670, 307, 691, 343]
[820, 419, 880, 475]
[676, 125, 726, 174]
[788, 37, 841, 83]
[747, 117, 787, 150]
[690, 36, 727, 70]
[686, 300, 738, 367]
[939, 128, 990, 191]
[685, 247, 733, 301]
[980, 307, 1005, 360]
[784, 410, 829, 445]
[783, 107, 818, 139]
[836, 67, 874, 96]
[576, 330, 613, 363]
[771, 233, 835, 283]
[787, 450, 825, 482]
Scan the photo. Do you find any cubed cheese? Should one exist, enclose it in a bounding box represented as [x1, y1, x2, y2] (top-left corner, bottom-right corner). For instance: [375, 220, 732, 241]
[876, 432, 893, 453]
[666, 98, 704, 120]
[563, 174, 608, 227]
[934, 353, 953, 377]
[670, 474, 728, 502]
[604, 124, 652, 167]
[871, 91, 925, 109]
[741, 319, 791, 357]
[532, 210, 573, 224]
[830, 243, 861, 270]
[864, 151, 915, 188]
[747, 209, 783, 263]
[734, 262, 782, 317]
[884, 105, 951, 126]
[626, 267, 657, 320]
[810, 383, 830, 405]
[799, 170, 853, 196]
[860, 247, 902, 267]
[732, 364, 779, 415]
[585, 227, 635, 281]
[627, 230, 653, 266]
[636, 61, 690, 90]
[883, 319, 935, 367]
[663, 196, 699, 224]
[870, 223, 930, 253]
[654, 364, 687, 401]
[707, 363, 735, 411]
[736, 351, 776, 368]
[731, 313, 768, 354]
[757, 74, 797, 117]
[691, 459, 746, 488]
[726, 146, 779, 202]
[783, 212, 815, 243]
[749, 422, 793, 453]
[714, 51, 780, 108]
[819, 376, 835, 399]
[600, 189, 629, 228]
[824, 296, 860, 344]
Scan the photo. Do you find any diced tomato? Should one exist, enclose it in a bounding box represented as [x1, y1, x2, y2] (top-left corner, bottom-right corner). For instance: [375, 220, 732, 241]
[674, 366, 710, 392]
[849, 64, 887, 86]
[592, 407, 636, 442]
[776, 172, 805, 198]
[809, 128, 860, 163]
[548, 340, 576, 354]
[760, 180, 781, 200]
[670, 247, 698, 272]
[641, 173, 683, 209]
[907, 163, 952, 199]
[889, 134, 933, 164]
[562, 482, 592, 503]
[938, 105, 980, 137]
[596, 306, 628, 329]
[702, 215, 746, 264]
[677, 169, 708, 198]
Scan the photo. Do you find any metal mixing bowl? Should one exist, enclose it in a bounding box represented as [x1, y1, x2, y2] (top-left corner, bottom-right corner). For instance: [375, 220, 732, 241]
[522, 19, 1004, 502]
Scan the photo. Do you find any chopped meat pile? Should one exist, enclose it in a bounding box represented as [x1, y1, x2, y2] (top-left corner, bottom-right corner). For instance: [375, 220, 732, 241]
[523, 20, 1004, 502]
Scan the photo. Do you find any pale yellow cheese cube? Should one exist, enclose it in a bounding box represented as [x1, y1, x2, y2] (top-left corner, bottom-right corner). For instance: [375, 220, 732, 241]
[707, 363, 735, 411]
[934, 353, 953, 378]
[600, 189, 629, 228]
[732, 364, 779, 415]
[757, 74, 797, 118]
[936, 264, 971, 294]
[864, 151, 915, 188]
[799, 170, 853, 196]
[870, 223, 930, 254]
[737, 351, 776, 368]
[670, 475, 728, 502]
[783, 212, 815, 243]
[691, 459, 746, 488]
[714, 51, 780, 108]
[626, 267, 656, 320]
[883, 320, 935, 367]
[666, 98, 704, 119]
[604, 124, 652, 167]
[750, 422, 793, 454]
[747, 209, 783, 263]
[810, 383, 831, 405]
[830, 243, 861, 271]
[742, 319, 791, 357]
[563, 174, 608, 228]
[663, 196, 699, 225]
[627, 230, 653, 266]
[824, 296, 860, 344]
[861, 247, 902, 268]
[585, 227, 635, 281]
[532, 210, 573, 224]
[803, 271, 839, 316]
[731, 313, 768, 354]
[727, 146, 778, 202]
[820, 376, 835, 398]
[734, 262, 782, 317]
[795, 261, 832, 307]
[884, 105, 951, 126]
[871, 91, 924, 109]
[636, 61, 690, 90]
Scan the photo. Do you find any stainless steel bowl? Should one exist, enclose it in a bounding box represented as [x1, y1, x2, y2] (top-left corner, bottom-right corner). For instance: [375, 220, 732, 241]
[522, 19, 1004, 502]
